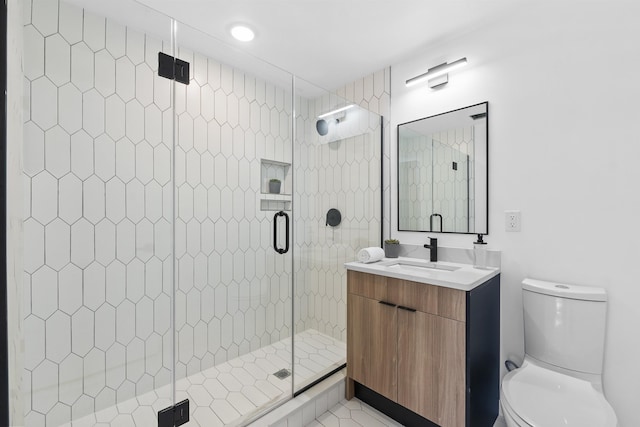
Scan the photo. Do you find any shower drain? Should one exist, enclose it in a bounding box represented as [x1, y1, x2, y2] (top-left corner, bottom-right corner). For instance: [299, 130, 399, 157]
[273, 368, 292, 380]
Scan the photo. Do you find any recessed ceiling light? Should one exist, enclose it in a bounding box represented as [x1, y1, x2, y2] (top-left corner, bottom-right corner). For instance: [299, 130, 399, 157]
[230, 25, 255, 42]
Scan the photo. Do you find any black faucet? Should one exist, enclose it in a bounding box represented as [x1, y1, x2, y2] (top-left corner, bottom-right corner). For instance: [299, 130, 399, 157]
[424, 237, 438, 262]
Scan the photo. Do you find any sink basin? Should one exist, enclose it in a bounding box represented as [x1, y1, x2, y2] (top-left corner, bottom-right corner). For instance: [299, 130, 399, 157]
[379, 259, 460, 273]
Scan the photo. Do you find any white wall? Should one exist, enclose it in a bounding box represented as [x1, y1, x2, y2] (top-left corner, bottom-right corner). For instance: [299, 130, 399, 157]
[390, 3, 640, 426]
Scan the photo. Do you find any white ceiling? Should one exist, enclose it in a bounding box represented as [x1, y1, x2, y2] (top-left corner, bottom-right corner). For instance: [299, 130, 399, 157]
[68, 0, 526, 91]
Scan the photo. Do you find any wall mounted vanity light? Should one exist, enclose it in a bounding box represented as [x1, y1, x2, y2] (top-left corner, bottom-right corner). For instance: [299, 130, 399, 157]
[405, 57, 468, 89]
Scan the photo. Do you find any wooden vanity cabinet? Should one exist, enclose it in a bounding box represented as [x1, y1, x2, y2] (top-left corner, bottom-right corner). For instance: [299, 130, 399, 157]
[348, 294, 397, 400]
[346, 270, 500, 427]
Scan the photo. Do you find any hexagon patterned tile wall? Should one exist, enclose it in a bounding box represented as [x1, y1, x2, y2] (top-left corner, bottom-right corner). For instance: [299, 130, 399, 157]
[398, 128, 475, 232]
[22, 0, 390, 424]
[292, 93, 388, 342]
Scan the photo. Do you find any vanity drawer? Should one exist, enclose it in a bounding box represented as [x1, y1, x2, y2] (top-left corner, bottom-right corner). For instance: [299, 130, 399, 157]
[438, 287, 466, 322]
[348, 271, 466, 321]
[348, 270, 387, 300]
[387, 278, 438, 315]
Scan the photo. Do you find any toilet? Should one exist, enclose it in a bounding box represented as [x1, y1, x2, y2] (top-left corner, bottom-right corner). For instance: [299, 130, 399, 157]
[500, 278, 618, 427]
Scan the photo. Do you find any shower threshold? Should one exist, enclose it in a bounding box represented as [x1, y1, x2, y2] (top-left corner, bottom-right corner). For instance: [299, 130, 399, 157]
[63, 329, 345, 427]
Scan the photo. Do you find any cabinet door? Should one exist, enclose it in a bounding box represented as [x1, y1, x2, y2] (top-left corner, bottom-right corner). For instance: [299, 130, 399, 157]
[347, 294, 369, 385]
[435, 315, 465, 427]
[347, 294, 397, 401]
[397, 309, 438, 422]
[398, 310, 465, 427]
[369, 298, 397, 401]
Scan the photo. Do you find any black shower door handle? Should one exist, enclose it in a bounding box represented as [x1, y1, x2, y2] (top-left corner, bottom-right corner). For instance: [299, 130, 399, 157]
[273, 211, 289, 254]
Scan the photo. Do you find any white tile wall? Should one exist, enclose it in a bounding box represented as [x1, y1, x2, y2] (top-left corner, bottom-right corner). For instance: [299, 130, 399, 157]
[23, 0, 293, 424]
[398, 127, 474, 232]
[292, 71, 390, 343]
[23, 1, 390, 425]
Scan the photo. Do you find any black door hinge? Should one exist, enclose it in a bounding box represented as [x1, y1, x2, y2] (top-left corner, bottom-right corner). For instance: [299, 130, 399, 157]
[158, 399, 189, 427]
[158, 52, 190, 85]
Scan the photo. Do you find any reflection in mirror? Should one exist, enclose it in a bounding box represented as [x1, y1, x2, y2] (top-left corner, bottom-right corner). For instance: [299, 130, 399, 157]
[397, 102, 488, 234]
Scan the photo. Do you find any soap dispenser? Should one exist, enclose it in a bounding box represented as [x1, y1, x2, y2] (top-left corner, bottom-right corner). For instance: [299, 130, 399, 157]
[473, 234, 488, 268]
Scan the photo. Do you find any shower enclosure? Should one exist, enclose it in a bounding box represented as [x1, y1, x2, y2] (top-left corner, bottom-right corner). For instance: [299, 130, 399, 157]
[20, 0, 383, 425]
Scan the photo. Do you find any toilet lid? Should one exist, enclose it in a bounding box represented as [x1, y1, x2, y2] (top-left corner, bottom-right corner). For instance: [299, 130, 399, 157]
[502, 363, 617, 427]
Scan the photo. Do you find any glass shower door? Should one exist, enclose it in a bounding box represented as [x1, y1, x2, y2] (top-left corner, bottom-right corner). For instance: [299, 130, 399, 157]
[292, 81, 383, 393]
[171, 21, 295, 425]
[22, 0, 176, 425]
[22, 1, 387, 425]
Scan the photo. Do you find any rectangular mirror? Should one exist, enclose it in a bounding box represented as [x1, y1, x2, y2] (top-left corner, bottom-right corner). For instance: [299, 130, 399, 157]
[397, 102, 488, 234]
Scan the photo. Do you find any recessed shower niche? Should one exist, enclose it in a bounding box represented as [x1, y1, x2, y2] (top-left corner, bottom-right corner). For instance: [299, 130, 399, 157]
[260, 158, 291, 211]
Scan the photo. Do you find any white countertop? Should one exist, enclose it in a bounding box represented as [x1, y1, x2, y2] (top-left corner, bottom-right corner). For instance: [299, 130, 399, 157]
[345, 257, 500, 291]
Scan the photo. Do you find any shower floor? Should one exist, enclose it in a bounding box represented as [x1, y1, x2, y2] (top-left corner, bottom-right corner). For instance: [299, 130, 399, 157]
[63, 329, 345, 427]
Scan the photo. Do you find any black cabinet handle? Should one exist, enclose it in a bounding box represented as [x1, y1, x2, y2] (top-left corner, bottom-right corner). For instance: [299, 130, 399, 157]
[379, 301, 396, 307]
[397, 305, 417, 312]
[273, 211, 289, 254]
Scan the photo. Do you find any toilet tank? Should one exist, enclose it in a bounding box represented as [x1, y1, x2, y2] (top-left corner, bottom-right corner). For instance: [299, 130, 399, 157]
[522, 278, 608, 375]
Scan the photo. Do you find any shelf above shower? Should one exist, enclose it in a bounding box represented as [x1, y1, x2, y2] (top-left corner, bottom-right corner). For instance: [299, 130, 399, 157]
[260, 158, 292, 211]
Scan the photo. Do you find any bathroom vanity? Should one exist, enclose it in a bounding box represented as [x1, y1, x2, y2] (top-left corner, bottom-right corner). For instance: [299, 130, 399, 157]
[345, 258, 500, 427]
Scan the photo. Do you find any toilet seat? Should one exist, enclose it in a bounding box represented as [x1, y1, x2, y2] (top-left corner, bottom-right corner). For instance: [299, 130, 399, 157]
[500, 395, 532, 427]
[501, 360, 617, 427]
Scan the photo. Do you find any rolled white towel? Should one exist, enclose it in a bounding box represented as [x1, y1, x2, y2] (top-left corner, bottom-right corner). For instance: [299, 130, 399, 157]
[357, 247, 385, 264]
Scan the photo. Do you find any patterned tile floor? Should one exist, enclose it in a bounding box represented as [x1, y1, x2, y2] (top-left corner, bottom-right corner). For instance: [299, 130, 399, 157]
[63, 329, 345, 426]
[309, 399, 507, 427]
[308, 398, 404, 427]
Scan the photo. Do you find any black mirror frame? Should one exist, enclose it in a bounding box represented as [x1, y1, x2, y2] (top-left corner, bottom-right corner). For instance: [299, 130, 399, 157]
[396, 101, 489, 235]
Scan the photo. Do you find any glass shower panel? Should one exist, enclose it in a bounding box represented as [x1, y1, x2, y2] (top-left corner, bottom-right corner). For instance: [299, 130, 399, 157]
[22, 0, 175, 425]
[171, 21, 295, 425]
[432, 128, 473, 232]
[292, 80, 383, 393]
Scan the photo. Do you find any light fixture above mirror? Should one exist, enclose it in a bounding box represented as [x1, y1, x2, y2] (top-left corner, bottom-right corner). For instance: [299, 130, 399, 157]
[406, 57, 468, 89]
